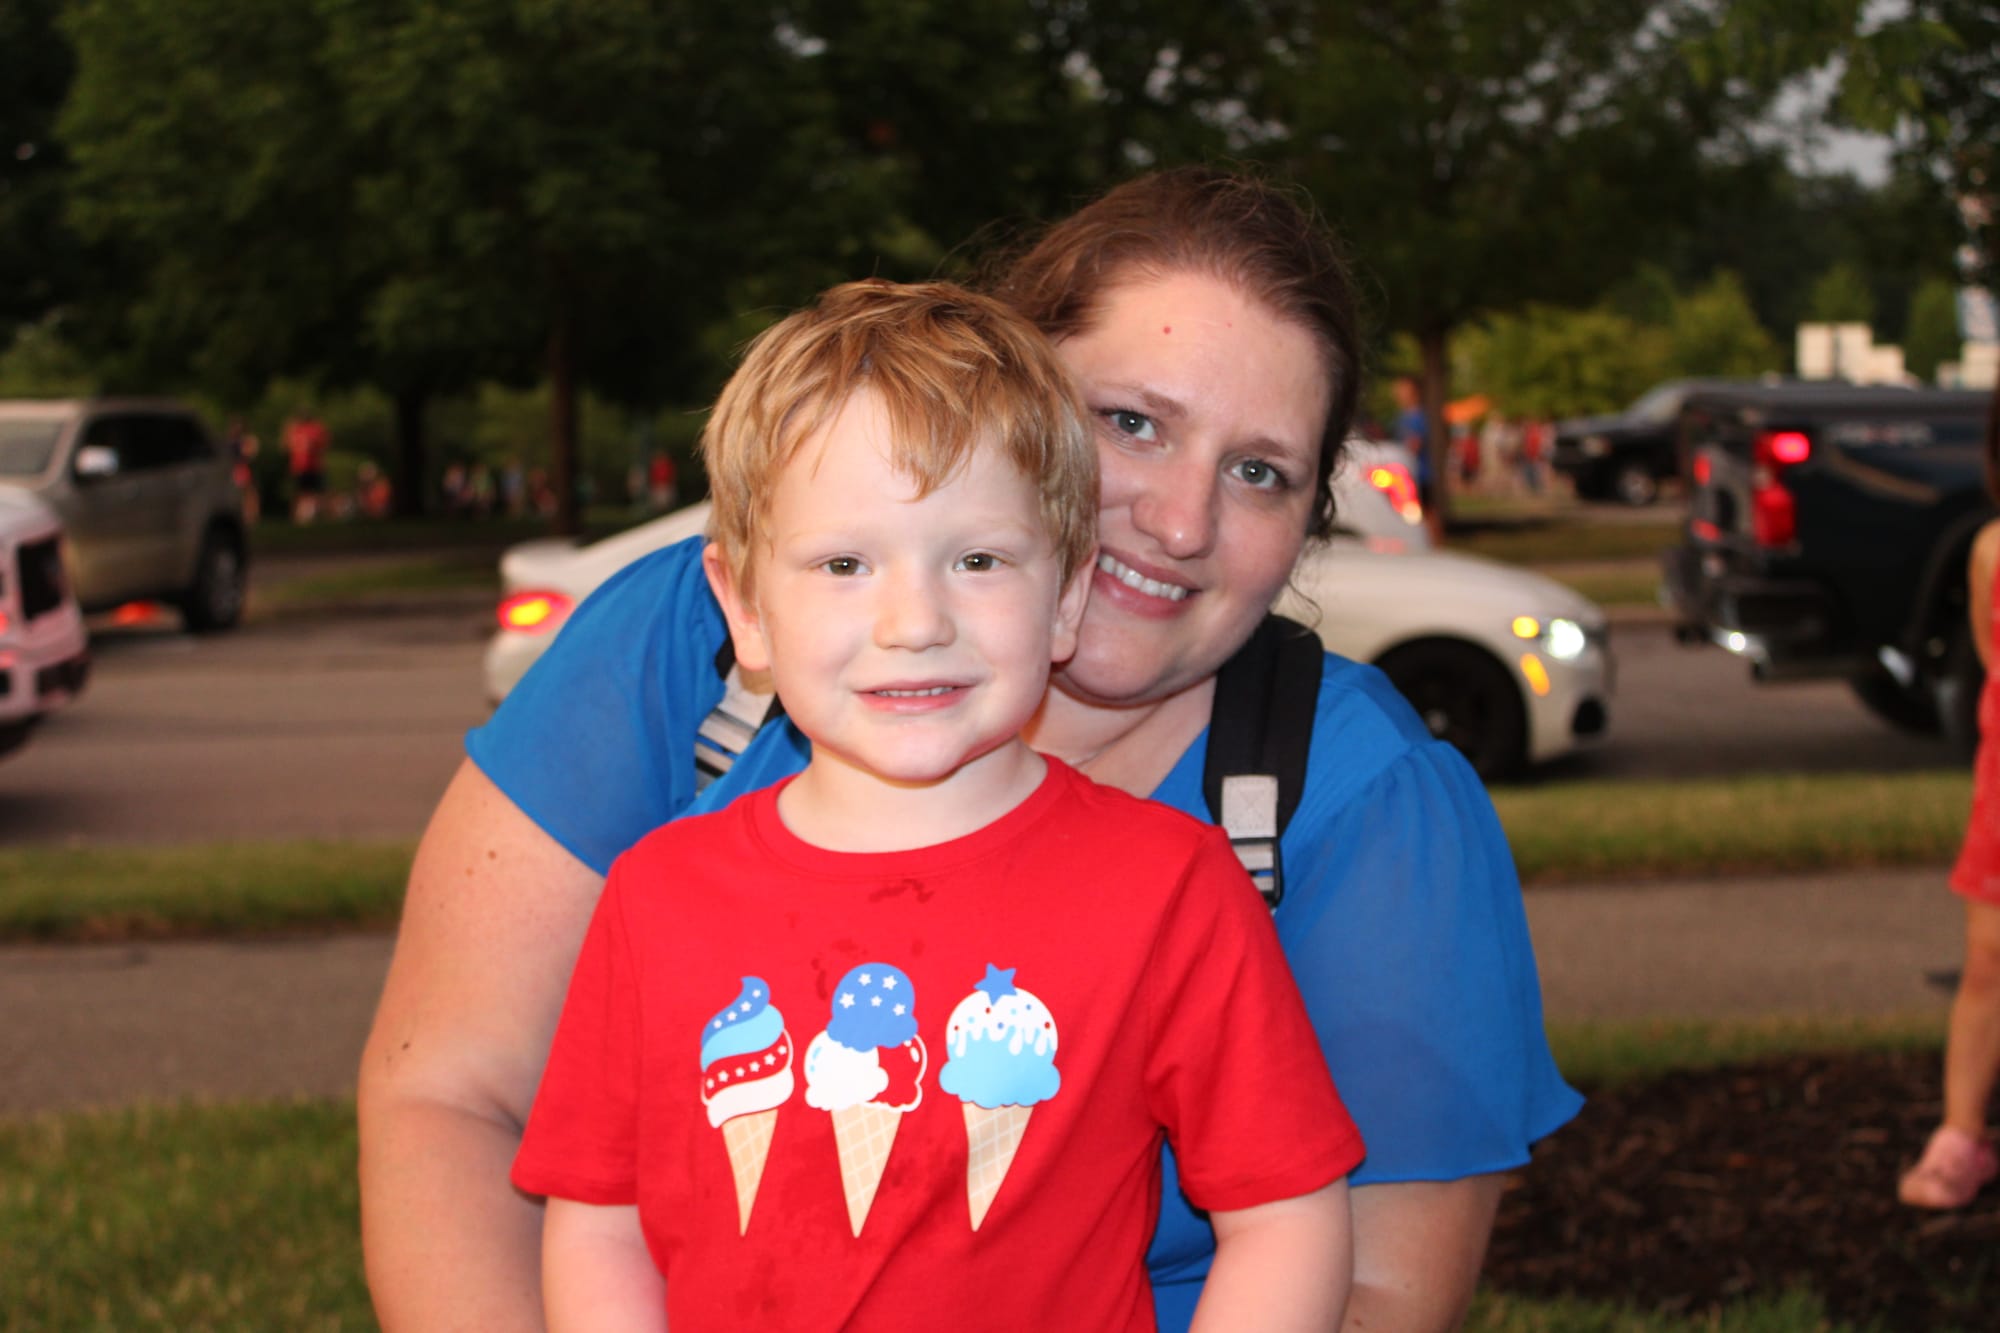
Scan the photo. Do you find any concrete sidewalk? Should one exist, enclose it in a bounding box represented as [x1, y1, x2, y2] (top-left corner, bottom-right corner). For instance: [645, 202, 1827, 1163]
[0, 866, 1965, 1116]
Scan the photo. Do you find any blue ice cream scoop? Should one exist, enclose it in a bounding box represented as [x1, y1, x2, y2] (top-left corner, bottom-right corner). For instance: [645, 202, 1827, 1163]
[824, 962, 919, 1051]
[940, 964, 1061, 1110]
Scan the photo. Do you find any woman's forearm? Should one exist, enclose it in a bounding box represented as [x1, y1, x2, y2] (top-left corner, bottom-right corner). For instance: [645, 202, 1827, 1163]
[1191, 1181, 1351, 1333]
[1342, 1175, 1506, 1332]
[359, 1090, 548, 1331]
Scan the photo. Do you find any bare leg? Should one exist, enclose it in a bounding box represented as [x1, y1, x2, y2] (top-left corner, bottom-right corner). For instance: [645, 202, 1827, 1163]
[1945, 897, 2000, 1136]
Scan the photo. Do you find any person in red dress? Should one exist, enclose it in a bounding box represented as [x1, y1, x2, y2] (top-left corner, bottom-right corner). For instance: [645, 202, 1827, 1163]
[1902, 384, 2000, 1209]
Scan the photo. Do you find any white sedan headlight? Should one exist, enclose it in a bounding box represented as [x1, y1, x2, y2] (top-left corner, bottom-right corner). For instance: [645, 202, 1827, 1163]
[1511, 615, 1590, 661]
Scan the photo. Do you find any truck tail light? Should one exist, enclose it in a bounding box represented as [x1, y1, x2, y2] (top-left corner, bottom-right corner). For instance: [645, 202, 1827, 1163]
[1365, 461, 1424, 525]
[1750, 430, 1811, 547]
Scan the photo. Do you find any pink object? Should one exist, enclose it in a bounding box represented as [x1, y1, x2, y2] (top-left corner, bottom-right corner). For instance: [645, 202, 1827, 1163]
[1898, 1125, 1998, 1209]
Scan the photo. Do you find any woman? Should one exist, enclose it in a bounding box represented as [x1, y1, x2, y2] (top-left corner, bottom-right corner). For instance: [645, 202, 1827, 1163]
[358, 166, 1580, 1330]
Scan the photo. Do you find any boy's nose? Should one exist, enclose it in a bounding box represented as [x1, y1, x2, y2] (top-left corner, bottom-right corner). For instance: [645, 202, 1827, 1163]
[873, 569, 955, 651]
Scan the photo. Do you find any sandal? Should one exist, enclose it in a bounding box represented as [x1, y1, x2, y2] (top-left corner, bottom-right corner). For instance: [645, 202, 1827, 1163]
[1899, 1126, 1998, 1209]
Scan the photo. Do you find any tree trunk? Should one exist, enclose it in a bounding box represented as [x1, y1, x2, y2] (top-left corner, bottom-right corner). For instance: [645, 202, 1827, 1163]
[1418, 324, 1452, 543]
[548, 313, 581, 537]
[392, 387, 428, 518]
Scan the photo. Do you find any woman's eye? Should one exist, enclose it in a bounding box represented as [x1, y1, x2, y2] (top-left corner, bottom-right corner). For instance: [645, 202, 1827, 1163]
[1102, 408, 1157, 443]
[822, 556, 863, 576]
[957, 551, 1001, 573]
[1231, 457, 1290, 491]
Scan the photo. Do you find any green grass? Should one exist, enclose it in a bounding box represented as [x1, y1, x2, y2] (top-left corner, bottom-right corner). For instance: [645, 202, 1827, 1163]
[1452, 518, 1682, 565]
[258, 555, 499, 605]
[1548, 1014, 1945, 1089]
[0, 773, 1967, 942]
[0, 842, 413, 942]
[1492, 771, 1969, 885]
[0, 1015, 1931, 1331]
[1543, 563, 1664, 608]
[0, 1100, 370, 1331]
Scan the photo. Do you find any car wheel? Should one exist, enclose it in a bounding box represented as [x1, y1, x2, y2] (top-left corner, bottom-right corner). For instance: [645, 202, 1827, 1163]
[1375, 639, 1529, 782]
[1935, 621, 1985, 761]
[0, 719, 33, 760]
[1612, 462, 1659, 507]
[180, 528, 246, 633]
[1848, 664, 1941, 736]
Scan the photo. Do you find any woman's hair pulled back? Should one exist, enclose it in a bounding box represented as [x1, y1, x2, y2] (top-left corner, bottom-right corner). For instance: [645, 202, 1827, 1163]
[993, 164, 1363, 539]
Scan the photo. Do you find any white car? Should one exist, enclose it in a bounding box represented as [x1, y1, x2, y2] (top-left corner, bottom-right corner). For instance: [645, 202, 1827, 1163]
[485, 442, 1610, 780]
[0, 486, 90, 759]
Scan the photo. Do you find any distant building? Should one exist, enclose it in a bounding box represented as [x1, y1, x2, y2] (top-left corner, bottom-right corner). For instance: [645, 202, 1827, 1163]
[1795, 322, 1912, 386]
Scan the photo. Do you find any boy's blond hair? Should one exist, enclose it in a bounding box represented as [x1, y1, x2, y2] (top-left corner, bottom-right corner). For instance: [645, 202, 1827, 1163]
[701, 280, 1097, 591]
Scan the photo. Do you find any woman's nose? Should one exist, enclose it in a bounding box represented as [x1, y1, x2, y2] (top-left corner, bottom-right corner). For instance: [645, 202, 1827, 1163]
[1129, 455, 1219, 560]
[874, 568, 955, 651]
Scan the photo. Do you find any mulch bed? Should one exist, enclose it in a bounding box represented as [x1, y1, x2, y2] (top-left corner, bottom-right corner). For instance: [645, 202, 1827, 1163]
[1483, 1049, 2000, 1329]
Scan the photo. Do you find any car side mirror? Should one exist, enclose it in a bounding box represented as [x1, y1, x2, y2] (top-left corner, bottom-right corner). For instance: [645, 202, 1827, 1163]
[74, 444, 119, 480]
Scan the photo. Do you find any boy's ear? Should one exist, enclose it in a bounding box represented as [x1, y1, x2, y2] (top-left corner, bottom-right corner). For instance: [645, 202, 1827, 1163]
[701, 542, 772, 674]
[1050, 545, 1095, 666]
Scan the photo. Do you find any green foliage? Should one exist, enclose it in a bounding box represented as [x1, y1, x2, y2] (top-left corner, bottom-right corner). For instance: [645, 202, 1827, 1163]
[1808, 261, 1877, 324]
[1458, 306, 1667, 420]
[0, 0, 82, 340]
[0, 319, 98, 397]
[1667, 270, 1779, 378]
[1903, 276, 1962, 383]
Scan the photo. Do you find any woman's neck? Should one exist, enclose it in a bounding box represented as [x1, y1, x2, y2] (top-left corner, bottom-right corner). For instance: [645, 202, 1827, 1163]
[1022, 674, 1216, 799]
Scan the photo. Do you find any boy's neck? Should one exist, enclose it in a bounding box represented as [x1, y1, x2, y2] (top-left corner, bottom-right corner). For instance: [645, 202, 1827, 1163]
[776, 739, 1050, 853]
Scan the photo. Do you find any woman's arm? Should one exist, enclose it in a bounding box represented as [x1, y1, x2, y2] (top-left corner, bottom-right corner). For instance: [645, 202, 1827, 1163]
[359, 760, 607, 1332]
[543, 1201, 667, 1333]
[1969, 519, 2000, 671]
[1344, 1175, 1506, 1332]
[1191, 1181, 1352, 1332]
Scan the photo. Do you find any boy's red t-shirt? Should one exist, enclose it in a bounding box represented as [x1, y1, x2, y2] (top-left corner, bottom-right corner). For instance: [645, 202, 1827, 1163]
[513, 759, 1362, 1332]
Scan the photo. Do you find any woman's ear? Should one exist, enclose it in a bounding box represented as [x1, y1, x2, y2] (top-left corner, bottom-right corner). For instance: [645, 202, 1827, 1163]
[1050, 545, 1095, 666]
[701, 542, 772, 673]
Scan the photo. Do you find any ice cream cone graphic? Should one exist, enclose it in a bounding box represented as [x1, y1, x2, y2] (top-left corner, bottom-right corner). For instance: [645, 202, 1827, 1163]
[803, 962, 925, 1236]
[941, 964, 1060, 1231]
[700, 977, 795, 1234]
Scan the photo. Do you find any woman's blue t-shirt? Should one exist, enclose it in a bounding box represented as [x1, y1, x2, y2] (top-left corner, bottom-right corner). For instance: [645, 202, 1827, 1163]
[469, 537, 1582, 1330]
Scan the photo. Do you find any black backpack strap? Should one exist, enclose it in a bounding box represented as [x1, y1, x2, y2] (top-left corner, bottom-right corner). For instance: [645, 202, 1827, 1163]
[1203, 613, 1324, 910]
[694, 639, 784, 791]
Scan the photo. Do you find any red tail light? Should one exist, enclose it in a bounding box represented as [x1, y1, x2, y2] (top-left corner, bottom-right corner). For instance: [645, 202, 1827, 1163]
[1365, 462, 1424, 525]
[1749, 430, 1811, 547]
[498, 590, 574, 633]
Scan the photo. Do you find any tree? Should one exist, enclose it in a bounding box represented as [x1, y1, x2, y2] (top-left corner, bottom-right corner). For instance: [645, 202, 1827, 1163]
[1904, 275, 1961, 383]
[1807, 260, 1877, 324]
[1668, 270, 1779, 378]
[1259, 0, 1865, 522]
[1457, 305, 1666, 421]
[0, 0, 80, 344]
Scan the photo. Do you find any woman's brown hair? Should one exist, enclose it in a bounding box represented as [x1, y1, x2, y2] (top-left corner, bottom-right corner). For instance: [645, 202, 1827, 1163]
[991, 165, 1364, 540]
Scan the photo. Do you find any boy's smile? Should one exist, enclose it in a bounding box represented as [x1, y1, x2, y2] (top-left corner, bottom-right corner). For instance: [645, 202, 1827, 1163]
[706, 387, 1089, 846]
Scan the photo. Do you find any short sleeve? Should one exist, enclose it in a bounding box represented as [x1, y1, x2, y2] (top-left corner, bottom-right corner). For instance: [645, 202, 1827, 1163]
[467, 537, 730, 875]
[1273, 680, 1584, 1184]
[512, 864, 645, 1204]
[1142, 829, 1364, 1213]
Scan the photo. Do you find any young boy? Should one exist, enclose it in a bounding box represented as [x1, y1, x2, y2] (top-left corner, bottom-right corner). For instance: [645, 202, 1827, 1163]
[511, 280, 1363, 1331]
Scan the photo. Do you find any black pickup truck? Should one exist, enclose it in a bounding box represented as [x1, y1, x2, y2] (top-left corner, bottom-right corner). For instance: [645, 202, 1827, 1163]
[1662, 382, 1996, 753]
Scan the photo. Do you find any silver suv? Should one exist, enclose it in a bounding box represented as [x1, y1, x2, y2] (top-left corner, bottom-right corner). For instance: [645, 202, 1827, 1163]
[0, 398, 248, 631]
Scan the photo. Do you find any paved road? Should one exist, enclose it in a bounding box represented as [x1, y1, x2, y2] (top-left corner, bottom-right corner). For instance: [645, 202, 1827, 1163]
[0, 866, 1961, 1114]
[0, 594, 491, 846]
[0, 597, 1961, 850]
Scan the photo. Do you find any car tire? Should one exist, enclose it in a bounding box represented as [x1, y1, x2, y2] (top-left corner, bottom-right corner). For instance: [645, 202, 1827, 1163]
[180, 527, 247, 633]
[1375, 639, 1529, 782]
[1935, 621, 1985, 761]
[1848, 664, 1942, 736]
[0, 719, 33, 760]
[1612, 461, 1659, 507]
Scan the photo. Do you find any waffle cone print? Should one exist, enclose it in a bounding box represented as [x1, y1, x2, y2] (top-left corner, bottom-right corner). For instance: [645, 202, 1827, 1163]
[699, 977, 795, 1234]
[803, 963, 925, 1236]
[940, 965, 1060, 1230]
